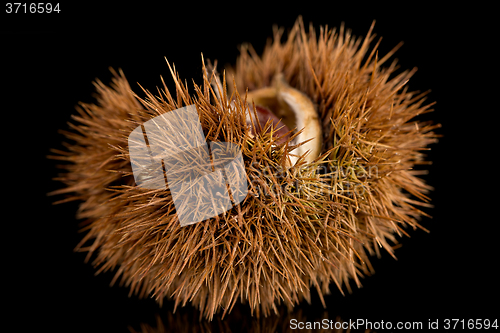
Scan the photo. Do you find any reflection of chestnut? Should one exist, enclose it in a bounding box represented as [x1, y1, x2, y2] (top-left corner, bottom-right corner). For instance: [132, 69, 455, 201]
[129, 307, 355, 333]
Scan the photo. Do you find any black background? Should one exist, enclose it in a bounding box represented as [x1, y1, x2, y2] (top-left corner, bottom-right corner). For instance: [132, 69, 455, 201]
[3, 3, 497, 332]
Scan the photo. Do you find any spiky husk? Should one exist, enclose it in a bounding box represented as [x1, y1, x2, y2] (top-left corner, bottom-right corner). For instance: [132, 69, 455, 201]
[51, 17, 439, 320]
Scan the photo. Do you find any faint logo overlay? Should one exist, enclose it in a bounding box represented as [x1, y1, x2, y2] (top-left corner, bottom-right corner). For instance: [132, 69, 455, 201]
[246, 162, 378, 201]
[128, 105, 248, 227]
